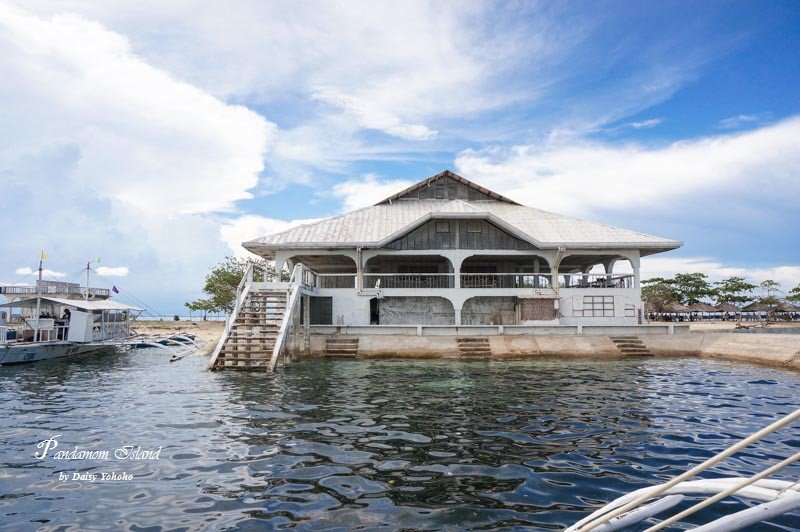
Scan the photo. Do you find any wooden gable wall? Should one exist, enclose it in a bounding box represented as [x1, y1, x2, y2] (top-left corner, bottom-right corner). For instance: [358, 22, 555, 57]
[384, 219, 534, 250]
[394, 175, 496, 202]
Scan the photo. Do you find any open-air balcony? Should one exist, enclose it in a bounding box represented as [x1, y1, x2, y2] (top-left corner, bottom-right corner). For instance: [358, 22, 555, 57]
[313, 272, 634, 290]
[289, 253, 636, 292]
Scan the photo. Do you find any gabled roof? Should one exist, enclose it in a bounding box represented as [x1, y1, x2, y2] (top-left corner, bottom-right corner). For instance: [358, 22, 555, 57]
[377, 170, 519, 205]
[244, 171, 683, 256]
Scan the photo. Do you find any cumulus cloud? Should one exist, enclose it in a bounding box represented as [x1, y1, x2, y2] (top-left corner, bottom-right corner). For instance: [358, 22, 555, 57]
[455, 116, 800, 216]
[0, 5, 274, 311]
[96, 266, 129, 277]
[0, 4, 274, 216]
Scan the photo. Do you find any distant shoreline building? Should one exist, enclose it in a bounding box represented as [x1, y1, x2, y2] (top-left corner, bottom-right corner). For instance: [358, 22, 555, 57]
[243, 170, 681, 328]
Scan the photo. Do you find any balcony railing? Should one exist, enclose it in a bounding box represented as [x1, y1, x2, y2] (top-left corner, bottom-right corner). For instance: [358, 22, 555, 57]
[559, 274, 633, 289]
[363, 273, 454, 289]
[461, 273, 552, 289]
[0, 285, 111, 297]
[318, 274, 356, 288]
[305, 271, 634, 290]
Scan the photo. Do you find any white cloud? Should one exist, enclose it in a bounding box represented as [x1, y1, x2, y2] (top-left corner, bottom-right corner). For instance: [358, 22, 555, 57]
[641, 256, 800, 293]
[219, 215, 323, 259]
[0, 4, 273, 216]
[455, 116, 800, 216]
[331, 174, 416, 211]
[312, 88, 437, 141]
[96, 266, 129, 277]
[15, 267, 66, 278]
[627, 118, 663, 129]
[716, 113, 766, 130]
[0, 5, 274, 312]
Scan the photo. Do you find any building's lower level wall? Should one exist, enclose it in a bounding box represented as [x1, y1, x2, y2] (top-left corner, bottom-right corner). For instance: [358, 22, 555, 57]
[557, 288, 643, 326]
[378, 297, 455, 325]
[462, 296, 516, 325]
[313, 288, 644, 327]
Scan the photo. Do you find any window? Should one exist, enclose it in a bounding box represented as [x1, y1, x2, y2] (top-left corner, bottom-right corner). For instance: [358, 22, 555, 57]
[574, 295, 614, 317]
[436, 222, 450, 233]
[467, 221, 482, 233]
[624, 304, 636, 317]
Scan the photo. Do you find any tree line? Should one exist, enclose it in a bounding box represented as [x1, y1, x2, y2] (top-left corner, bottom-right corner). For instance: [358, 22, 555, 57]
[642, 273, 800, 312]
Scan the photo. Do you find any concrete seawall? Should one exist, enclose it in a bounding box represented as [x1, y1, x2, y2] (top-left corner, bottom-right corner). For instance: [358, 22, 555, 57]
[310, 333, 800, 370]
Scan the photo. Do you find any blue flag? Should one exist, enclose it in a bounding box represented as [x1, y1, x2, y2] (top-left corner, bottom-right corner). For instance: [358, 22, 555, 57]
[112, 286, 119, 294]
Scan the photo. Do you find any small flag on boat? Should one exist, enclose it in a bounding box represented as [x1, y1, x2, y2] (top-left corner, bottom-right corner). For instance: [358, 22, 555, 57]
[112, 285, 119, 294]
[40, 250, 47, 261]
[97, 257, 102, 264]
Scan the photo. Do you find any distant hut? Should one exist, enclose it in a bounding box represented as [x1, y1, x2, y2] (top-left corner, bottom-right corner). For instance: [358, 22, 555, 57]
[715, 302, 741, 322]
[715, 302, 741, 313]
[742, 301, 769, 321]
[661, 301, 691, 321]
[664, 302, 691, 313]
[775, 302, 800, 321]
[688, 302, 718, 321]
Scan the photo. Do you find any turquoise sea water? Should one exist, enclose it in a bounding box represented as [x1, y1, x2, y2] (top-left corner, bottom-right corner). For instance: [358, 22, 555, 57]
[1, 353, 799, 530]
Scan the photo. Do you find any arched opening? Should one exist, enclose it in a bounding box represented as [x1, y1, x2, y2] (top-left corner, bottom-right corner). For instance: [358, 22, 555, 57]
[559, 254, 634, 289]
[460, 254, 551, 289]
[288, 254, 357, 288]
[364, 255, 454, 289]
[462, 296, 517, 325]
[376, 296, 455, 325]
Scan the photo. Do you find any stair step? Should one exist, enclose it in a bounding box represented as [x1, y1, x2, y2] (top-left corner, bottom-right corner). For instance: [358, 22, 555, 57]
[221, 349, 275, 355]
[325, 337, 359, 357]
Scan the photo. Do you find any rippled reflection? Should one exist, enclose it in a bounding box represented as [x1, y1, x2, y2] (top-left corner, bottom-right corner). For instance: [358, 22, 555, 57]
[1, 352, 799, 530]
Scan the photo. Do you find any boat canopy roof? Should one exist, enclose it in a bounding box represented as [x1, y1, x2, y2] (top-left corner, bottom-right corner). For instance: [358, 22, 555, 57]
[0, 296, 141, 311]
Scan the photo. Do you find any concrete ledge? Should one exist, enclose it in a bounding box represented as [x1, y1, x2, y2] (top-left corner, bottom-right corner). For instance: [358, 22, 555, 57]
[310, 332, 800, 370]
[309, 324, 691, 336]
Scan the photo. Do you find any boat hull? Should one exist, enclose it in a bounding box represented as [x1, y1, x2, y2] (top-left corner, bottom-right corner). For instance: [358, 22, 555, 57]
[0, 342, 114, 365]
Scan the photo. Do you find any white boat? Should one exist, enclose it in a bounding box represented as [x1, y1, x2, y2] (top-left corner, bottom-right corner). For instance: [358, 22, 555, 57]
[0, 260, 142, 365]
[0, 296, 141, 365]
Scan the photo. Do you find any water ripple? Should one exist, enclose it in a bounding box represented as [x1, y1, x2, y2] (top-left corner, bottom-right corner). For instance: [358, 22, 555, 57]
[1, 353, 799, 530]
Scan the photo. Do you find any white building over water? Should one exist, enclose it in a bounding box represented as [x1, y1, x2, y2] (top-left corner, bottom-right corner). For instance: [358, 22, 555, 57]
[244, 170, 681, 328]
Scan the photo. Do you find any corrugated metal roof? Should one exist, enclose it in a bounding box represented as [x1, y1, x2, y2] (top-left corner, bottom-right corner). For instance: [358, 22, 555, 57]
[0, 296, 142, 311]
[244, 199, 681, 252]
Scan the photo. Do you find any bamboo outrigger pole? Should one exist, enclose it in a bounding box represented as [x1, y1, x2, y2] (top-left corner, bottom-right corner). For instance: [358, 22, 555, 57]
[33, 251, 44, 342]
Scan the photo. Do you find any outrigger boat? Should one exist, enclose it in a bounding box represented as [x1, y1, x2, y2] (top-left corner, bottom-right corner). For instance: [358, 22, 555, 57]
[0, 296, 140, 364]
[0, 259, 204, 365]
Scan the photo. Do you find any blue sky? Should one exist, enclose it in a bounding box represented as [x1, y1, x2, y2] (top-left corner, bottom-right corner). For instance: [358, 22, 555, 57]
[0, 1, 798, 314]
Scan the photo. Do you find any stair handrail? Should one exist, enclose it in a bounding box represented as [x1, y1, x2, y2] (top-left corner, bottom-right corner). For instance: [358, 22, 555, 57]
[268, 263, 304, 371]
[207, 262, 263, 369]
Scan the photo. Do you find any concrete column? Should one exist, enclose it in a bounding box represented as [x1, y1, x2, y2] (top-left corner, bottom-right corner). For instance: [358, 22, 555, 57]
[628, 252, 641, 289]
[454, 308, 462, 325]
[356, 247, 363, 291]
[451, 251, 466, 289]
